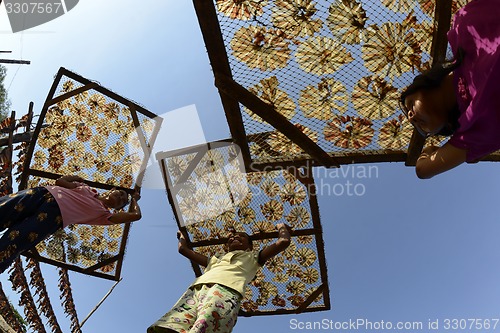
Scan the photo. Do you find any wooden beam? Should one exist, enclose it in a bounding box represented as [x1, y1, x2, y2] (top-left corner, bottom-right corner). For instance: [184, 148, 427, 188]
[215, 73, 340, 168]
[127, 102, 161, 189]
[19, 69, 65, 190]
[481, 155, 500, 162]
[430, 0, 455, 64]
[58, 67, 157, 118]
[22, 251, 119, 281]
[26, 169, 137, 194]
[404, 130, 425, 166]
[295, 283, 326, 314]
[305, 173, 331, 312]
[4, 111, 15, 194]
[189, 228, 315, 248]
[239, 304, 330, 317]
[191, 0, 252, 170]
[44, 82, 98, 107]
[405, 0, 453, 166]
[156, 156, 204, 277]
[0, 59, 30, 65]
[248, 151, 407, 171]
[83, 254, 122, 273]
[79, 278, 122, 328]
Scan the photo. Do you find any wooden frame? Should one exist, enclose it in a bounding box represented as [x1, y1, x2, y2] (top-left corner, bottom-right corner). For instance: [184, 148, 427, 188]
[157, 140, 331, 315]
[18, 67, 162, 281]
[191, 0, 476, 169]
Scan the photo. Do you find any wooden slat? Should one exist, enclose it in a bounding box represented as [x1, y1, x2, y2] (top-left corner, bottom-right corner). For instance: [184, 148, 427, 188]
[305, 171, 331, 312]
[25, 169, 136, 194]
[19, 68, 65, 190]
[157, 158, 204, 277]
[239, 305, 329, 317]
[295, 283, 327, 314]
[58, 67, 157, 118]
[127, 102, 158, 188]
[405, 131, 426, 166]
[44, 82, 98, 108]
[4, 111, 16, 194]
[215, 73, 339, 168]
[0, 131, 32, 147]
[0, 59, 30, 65]
[406, 0, 453, 166]
[191, 0, 252, 170]
[83, 254, 122, 273]
[113, 221, 131, 280]
[189, 228, 315, 248]
[22, 251, 119, 281]
[249, 151, 408, 172]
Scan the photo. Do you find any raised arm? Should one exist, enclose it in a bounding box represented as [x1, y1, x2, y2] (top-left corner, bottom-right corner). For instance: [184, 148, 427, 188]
[258, 223, 292, 266]
[55, 175, 86, 189]
[108, 191, 142, 224]
[415, 143, 467, 179]
[177, 230, 209, 267]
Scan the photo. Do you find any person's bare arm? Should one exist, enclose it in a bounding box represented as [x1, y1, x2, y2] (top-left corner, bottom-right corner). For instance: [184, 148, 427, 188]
[415, 143, 467, 179]
[177, 230, 209, 267]
[108, 191, 142, 224]
[55, 175, 86, 189]
[258, 223, 292, 266]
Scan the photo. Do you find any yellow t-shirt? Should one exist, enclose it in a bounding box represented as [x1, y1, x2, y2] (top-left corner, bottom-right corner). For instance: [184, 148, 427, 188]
[191, 250, 261, 297]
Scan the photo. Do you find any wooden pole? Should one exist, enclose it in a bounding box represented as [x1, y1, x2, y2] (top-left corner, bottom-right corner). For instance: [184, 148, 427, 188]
[191, 0, 252, 170]
[79, 278, 123, 328]
[5, 111, 15, 194]
[0, 59, 30, 65]
[405, 0, 453, 166]
[215, 73, 340, 168]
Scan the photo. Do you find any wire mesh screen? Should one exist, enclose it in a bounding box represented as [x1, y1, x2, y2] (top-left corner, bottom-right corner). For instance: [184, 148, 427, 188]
[202, 0, 471, 165]
[193, 234, 327, 315]
[158, 141, 330, 315]
[20, 67, 162, 280]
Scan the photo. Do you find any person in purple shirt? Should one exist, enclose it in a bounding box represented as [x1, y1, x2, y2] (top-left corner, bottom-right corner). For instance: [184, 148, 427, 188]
[400, 0, 500, 178]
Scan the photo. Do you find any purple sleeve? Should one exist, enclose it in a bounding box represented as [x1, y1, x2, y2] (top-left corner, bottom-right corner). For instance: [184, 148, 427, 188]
[446, 0, 500, 162]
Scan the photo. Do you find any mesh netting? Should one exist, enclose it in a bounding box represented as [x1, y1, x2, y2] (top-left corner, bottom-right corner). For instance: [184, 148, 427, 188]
[23, 69, 161, 279]
[213, 0, 471, 164]
[31, 81, 145, 187]
[194, 234, 326, 314]
[160, 142, 329, 314]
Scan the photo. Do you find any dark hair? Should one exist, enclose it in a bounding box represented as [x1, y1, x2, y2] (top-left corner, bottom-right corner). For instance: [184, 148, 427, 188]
[115, 190, 130, 210]
[116, 198, 130, 210]
[400, 48, 464, 136]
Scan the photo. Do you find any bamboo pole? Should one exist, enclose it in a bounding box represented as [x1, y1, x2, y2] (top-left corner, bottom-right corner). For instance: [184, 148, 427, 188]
[79, 278, 123, 328]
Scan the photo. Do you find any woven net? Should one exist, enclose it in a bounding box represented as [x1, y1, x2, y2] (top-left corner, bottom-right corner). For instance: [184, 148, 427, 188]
[213, 0, 471, 164]
[160, 141, 329, 315]
[23, 68, 161, 279]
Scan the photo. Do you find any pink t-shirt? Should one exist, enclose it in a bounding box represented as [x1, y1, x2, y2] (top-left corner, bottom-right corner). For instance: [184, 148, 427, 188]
[447, 0, 500, 162]
[45, 183, 113, 228]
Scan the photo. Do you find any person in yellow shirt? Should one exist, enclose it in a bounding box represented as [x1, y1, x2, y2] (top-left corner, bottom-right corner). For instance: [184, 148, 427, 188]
[148, 223, 292, 333]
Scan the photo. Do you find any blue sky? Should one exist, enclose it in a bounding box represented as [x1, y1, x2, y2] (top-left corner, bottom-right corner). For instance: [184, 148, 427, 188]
[2, 1, 500, 333]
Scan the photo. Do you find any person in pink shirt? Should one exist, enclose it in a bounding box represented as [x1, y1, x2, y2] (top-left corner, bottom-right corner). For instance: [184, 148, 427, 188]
[0, 174, 141, 273]
[400, 0, 500, 178]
